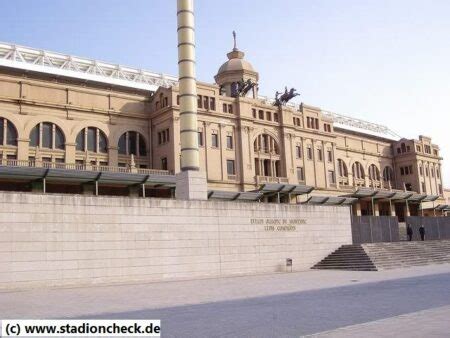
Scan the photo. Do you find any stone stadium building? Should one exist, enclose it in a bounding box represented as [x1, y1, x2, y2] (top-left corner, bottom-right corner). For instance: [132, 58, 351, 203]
[0, 40, 446, 219]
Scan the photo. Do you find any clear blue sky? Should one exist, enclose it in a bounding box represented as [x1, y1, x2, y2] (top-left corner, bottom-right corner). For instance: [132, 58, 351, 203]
[1, 0, 448, 185]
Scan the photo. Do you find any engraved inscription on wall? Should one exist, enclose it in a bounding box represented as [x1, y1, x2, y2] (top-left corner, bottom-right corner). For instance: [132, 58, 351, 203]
[250, 218, 306, 231]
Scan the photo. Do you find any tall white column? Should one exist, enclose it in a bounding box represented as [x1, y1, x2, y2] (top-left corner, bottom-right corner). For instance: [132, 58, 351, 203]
[175, 0, 207, 200]
[177, 0, 199, 171]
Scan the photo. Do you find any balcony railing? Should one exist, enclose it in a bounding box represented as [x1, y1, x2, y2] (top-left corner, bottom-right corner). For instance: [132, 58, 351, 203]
[369, 179, 382, 189]
[353, 178, 366, 187]
[0, 159, 172, 176]
[256, 175, 289, 184]
[254, 147, 280, 155]
[338, 176, 349, 186]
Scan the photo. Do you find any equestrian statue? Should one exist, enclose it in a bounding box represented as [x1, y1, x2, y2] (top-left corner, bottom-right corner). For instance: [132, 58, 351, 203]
[274, 87, 300, 106]
[236, 78, 258, 97]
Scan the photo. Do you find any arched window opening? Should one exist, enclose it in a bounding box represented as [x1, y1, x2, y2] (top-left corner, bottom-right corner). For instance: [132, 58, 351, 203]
[383, 166, 394, 182]
[337, 159, 349, 185]
[368, 164, 380, 181]
[29, 122, 65, 150]
[401, 143, 406, 153]
[337, 159, 348, 177]
[253, 134, 281, 179]
[76, 127, 108, 153]
[253, 134, 279, 155]
[118, 131, 147, 156]
[0, 118, 18, 146]
[352, 162, 365, 179]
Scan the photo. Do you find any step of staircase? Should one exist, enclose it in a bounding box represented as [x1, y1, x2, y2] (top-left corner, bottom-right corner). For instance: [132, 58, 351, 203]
[312, 240, 450, 271]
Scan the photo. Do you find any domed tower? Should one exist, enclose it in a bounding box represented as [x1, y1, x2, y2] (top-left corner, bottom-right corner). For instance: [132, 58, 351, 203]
[214, 31, 259, 98]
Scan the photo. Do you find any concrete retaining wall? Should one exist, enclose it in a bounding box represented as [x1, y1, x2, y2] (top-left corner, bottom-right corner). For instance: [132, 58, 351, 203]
[406, 216, 450, 240]
[0, 192, 352, 289]
[351, 216, 400, 244]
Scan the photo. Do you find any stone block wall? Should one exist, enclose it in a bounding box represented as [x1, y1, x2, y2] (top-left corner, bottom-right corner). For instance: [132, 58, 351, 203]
[0, 192, 352, 289]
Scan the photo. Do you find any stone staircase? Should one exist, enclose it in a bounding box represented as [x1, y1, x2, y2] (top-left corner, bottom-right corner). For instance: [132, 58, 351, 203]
[312, 244, 377, 271]
[312, 240, 450, 271]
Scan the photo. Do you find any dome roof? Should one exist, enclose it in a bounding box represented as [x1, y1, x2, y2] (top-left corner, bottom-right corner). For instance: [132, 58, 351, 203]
[216, 49, 256, 75]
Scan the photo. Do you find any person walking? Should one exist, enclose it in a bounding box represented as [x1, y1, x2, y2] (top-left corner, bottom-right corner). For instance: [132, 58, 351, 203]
[407, 224, 413, 241]
[419, 225, 425, 241]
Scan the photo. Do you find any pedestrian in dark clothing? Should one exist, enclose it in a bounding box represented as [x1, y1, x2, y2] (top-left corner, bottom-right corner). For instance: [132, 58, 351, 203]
[419, 225, 425, 241]
[407, 225, 413, 241]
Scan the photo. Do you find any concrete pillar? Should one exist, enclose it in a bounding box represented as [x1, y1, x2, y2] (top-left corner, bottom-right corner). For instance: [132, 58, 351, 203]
[404, 202, 411, 217]
[355, 202, 362, 216]
[374, 201, 380, 216]
[176, 0, 207, 200]
[389, 200, 396, 216]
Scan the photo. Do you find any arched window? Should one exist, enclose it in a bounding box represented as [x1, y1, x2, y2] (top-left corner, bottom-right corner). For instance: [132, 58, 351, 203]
[253, 134, 279, 155]
[352, 162, 365, 179]
[29, 122, 65, 150]
[368, 164, 380, 180]
[401, 143, 406, 153]
[0, 118, 18, 146]
[253, 133, 281, 178]
[76, 127, 108, 153]
[337, 159, 348, 177]
[383, 166, 394, 182]
[118, 131, 147, 156]
[231, 82, 239, 97]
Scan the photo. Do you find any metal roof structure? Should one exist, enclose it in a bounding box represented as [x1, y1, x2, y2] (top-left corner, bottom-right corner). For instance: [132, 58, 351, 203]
[207, 190, 263, 202]
[321, 110, 401, 141]
[0, 165, 175, 188]
[435, 204, 450, 212]
[302, 196, 357, 206]
[341, 187, 439, 203]
[257, 183, 314, 196]
[0, 41, 402, 141]
[0, 42, 178, 92]
[257, 95, 402, 141]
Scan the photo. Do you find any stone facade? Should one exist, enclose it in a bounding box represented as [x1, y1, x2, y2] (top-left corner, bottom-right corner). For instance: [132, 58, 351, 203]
[0, 192, 351, 289]
[0, 42, 446, 215]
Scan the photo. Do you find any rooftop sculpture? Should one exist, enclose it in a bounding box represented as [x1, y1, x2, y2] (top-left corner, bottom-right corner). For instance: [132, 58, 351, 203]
[274, 87, 300, 107]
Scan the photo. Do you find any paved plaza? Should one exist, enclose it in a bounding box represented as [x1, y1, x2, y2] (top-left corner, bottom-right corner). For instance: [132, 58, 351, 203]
[1, 264, 450, 337]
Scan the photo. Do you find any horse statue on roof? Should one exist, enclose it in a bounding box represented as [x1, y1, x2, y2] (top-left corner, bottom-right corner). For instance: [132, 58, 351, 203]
[274, 87, 300, 107]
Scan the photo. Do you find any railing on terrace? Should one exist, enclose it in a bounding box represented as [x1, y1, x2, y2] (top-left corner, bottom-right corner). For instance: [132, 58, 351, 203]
[369, 180, 382, 189]
[254, 147, 280, 155]
[338, 177, 350, 187]
[0, 159, 172, 176]
[354, 178, 366, 187]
